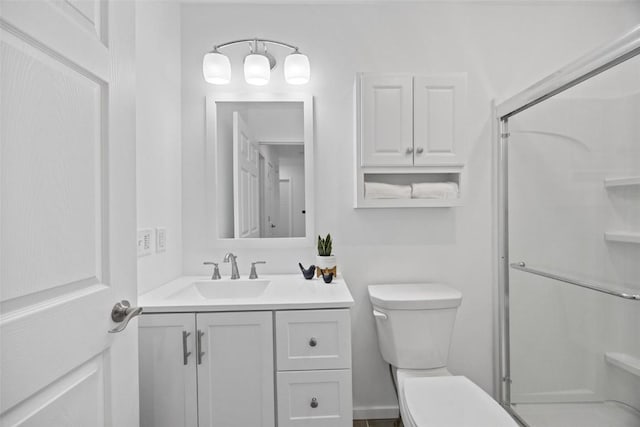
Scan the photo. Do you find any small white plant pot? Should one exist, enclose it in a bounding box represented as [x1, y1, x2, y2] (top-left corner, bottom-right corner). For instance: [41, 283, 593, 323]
[316, 255, 337, 277]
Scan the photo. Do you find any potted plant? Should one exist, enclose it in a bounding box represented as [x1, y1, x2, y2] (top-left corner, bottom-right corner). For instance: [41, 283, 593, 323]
[316, 233, 337, 278]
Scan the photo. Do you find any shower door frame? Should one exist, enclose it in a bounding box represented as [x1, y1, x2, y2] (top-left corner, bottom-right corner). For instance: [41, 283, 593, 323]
[494, 24, 640, 423]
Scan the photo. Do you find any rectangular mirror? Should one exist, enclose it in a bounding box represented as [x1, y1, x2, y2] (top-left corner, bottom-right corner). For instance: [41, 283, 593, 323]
[206, 95, 314, 246]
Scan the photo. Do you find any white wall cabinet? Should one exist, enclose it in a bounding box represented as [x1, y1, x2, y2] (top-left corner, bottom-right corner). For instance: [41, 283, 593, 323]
[139, 309, 352, 427]
[355, 72, 467, 208]
[360, 74, 414, 166]
[139, 312, 274, 427]
[358, 73, 466, 167]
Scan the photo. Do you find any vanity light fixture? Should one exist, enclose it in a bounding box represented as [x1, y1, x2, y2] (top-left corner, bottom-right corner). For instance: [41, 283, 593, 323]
[203, 38, 310, 86]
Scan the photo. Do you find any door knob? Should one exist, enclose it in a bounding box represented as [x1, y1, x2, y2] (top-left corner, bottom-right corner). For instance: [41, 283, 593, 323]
[416, 147, 424, 154]
[108, 300, 143, 333]
[405, 147, 414, 154]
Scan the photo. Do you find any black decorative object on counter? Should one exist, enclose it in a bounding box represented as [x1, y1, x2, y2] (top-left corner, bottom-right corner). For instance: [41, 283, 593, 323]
[299, 263, 316, 280]
[322, 271, 334, 284]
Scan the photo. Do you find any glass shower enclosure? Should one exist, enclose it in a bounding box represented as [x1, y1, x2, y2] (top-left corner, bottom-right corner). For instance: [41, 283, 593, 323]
[496, 25, 640, 427]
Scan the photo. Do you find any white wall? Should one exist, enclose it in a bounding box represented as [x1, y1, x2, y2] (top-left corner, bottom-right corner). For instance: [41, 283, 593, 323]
[136, 1, 182, 295]
[180, 2, 640, 417]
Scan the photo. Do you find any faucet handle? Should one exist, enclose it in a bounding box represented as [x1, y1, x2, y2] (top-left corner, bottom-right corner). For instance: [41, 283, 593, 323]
[203, 262, 221, 280]
[249, 261, 266, 279]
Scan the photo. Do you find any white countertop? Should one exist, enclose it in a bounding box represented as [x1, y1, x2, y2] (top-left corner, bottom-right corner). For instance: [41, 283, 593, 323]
[139, 275, 355, 313]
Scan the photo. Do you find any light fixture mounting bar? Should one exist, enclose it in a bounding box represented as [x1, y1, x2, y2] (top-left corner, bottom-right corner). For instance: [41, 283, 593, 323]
[213, 38, 300, 52]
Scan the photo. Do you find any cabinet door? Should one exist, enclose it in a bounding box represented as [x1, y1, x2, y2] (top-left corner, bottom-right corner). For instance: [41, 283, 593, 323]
[276, 309, 351, 371]
[277, 369, 352, 427]
[360, 74, 414, 166]
[197, 312, 274, 427]
[413, 74, 466, 165]
[139, 314, 198, 427]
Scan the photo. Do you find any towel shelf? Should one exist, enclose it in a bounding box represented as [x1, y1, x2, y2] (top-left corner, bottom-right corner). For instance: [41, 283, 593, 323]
[604, 231, 640, 244]
[605, 353, 640, 378]
[510, 262, 640, 301]
[604, 176, 640, 188]
[355, 167, 464, 208]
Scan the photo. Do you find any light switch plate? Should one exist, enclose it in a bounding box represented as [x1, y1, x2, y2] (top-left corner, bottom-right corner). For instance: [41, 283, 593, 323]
[156, 227, 167, 252]
[137, 229, 153, 257]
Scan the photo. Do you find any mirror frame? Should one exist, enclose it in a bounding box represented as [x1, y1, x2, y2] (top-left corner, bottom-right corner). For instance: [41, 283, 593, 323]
[206, 94, 315, 248]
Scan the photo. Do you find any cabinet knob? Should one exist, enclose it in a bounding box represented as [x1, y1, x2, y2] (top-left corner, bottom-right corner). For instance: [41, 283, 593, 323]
[416, 147, 424, 154]
[310, 397, 318, 408]
[405, 147, 414, 154]
[309, 337, 317, 347]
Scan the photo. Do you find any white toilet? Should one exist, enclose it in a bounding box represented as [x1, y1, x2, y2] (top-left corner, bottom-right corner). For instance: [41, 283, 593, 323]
[368, 283, 517, 427]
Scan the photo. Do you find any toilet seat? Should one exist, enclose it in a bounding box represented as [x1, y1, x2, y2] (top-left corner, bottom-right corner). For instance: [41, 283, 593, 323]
[400, 376, 518, 427]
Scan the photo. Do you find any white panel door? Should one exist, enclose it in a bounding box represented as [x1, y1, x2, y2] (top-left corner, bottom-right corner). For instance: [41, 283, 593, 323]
[233, 112, 260, 238]
[360, 74, 413, 166]
[139, 314, 198, 427]
[0, 1, 138, 426]
[413, 74, 467, 165]
[196, 311, 274, 427]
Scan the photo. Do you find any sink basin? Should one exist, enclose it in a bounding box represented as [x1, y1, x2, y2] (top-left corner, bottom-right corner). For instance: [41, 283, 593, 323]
[169, 279, 270, 300]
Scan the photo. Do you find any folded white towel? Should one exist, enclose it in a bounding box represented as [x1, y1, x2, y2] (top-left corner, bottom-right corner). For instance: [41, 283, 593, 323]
[365, 182, 412, 199]
[411, 182, 459, 199]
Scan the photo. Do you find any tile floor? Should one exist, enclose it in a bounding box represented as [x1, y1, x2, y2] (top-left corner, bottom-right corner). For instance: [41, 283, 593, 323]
[353, 419, 402, 427]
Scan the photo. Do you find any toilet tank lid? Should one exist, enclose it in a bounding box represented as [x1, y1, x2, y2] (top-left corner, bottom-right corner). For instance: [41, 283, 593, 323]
[368, 284, 462, 310]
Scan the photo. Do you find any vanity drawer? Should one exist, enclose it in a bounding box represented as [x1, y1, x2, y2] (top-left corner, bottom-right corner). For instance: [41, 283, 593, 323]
[275, 309, 351, 371]
[276, 370, 352, 427]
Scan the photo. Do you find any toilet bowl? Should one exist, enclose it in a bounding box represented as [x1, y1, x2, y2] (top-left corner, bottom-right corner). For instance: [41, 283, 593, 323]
[368, 284, 517, 427]
[400, 376, 517, 427]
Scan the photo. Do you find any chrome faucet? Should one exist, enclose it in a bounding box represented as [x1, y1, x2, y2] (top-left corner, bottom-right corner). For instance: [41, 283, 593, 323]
[223, 252, 240, 279]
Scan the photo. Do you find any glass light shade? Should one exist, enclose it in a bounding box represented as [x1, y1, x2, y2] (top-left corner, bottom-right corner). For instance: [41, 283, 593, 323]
[244, 54, 270, 85]
[284, 52, 310, 85]
[203, 52, 231, 84]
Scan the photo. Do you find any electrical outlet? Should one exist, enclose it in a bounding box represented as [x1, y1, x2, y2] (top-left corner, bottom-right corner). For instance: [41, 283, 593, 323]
[137, 229, 153, 257]
[156, 227, 167, 252]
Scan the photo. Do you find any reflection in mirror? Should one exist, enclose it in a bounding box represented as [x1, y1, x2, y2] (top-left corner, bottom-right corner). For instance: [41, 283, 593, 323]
[216, 102, 306, 239]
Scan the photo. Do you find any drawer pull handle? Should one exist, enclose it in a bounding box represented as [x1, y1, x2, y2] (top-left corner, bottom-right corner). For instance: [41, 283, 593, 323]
[310, 397, 318, 408]
[309, 337, 317, 347]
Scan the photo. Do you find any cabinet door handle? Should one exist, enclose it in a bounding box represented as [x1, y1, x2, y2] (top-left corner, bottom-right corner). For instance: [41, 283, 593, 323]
[310, 397, 318, 408]
[197, 330, 205, 365]
[405, 147, 414, 154]
[182, 331, 192, 365]
[309, 337, 317, 347]
[416, 147, 424, 154]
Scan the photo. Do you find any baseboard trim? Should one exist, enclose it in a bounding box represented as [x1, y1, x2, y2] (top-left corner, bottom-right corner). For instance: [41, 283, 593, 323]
[353, 405, 400, 420]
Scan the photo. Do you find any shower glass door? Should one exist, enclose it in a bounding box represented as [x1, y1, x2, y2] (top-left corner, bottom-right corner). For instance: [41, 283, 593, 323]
[504, 51, 640, 427]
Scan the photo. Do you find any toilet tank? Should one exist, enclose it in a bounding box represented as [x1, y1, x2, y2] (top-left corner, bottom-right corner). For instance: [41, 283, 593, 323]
[368, 284, 462, 370]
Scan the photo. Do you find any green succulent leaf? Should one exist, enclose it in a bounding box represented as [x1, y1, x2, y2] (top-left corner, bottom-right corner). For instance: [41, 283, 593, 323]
[317, 233, 332, 256]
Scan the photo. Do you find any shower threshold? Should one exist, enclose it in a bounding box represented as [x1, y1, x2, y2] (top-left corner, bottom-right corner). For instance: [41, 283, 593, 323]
[512, 401, 640, 427]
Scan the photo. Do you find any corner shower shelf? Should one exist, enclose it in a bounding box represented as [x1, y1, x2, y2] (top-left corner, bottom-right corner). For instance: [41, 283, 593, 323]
[605, 352, 640, 378]
[604, 231, 640, 244]
[604, 176, 640, 188]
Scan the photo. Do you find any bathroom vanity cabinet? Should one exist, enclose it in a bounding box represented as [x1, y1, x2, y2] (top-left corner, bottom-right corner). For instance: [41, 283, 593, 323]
[138, 276, 354, 427]
[139, 311, 274, 427]
[354, 72, 467, 208]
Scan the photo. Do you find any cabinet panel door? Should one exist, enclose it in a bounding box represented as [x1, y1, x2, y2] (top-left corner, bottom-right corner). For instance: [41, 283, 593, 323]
[277, 370, 352, 427]
[139, 314, 198, 427]
[360, 74, 413, 166]
[197, 311, 274, 427]
[276, 309, 351, 371]
[413, 74, 467, 165]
